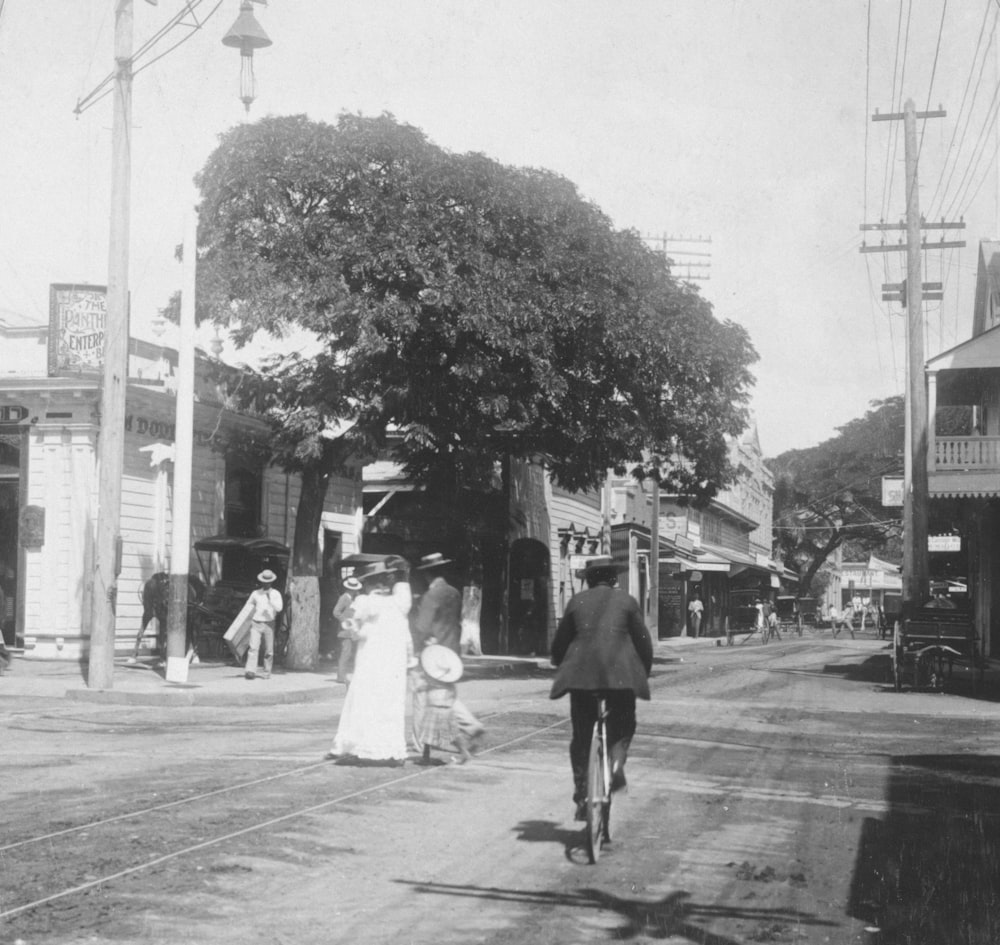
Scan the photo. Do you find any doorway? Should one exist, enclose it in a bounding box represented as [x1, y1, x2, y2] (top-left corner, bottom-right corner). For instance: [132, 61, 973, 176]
[0, 433, 21, 646]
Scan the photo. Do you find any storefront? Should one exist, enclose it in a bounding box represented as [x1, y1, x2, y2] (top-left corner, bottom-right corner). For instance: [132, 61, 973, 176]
[0, 346, 362, 660]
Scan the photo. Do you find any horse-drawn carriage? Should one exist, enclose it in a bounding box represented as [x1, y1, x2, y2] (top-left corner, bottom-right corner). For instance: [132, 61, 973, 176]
[133, 536, 291, 663]
[891, 600, 984, 694]
[191, 535, 291, 662]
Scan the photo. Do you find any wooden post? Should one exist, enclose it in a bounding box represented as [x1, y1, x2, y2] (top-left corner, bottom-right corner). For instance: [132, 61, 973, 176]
[903, 98, 929, 607]
[88, 0, 133, 689]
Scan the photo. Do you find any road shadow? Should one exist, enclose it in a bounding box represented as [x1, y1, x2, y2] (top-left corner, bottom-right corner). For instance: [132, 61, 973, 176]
[511, 818, 589, 863]
[849, 753, 1000, 944]
[397, 880, 835, 943]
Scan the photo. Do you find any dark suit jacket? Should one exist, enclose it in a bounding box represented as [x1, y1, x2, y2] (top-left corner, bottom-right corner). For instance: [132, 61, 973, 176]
[549, 584, 653, 700]
[413, 576, 462, 654]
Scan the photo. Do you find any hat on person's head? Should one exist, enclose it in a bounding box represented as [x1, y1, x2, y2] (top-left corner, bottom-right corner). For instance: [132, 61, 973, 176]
[417, 552, 453, 571]
[356, 559, 403, 583]
[579, 555, 627, 578]
[419, 643, 463, 684]
[343, 577, 362, 592]
[257, 570, 277, 585]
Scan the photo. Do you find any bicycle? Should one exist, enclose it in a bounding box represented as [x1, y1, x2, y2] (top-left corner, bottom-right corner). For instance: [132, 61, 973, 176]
[584, 696, 612, 864]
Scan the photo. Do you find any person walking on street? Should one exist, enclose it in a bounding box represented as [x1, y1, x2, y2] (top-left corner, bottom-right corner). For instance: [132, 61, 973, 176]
[687, 593, 704, 638]
[411, 553, 485, 754]
[329, 557, 413, 765]
[833, 601, 855, 639]
[549, 555, 653, 822]
[333, 577, 362, 684]
[244, 570, 283, 680]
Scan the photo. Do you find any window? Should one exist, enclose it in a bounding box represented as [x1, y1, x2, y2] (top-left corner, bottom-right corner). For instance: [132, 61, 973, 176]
[224, 458, 262, 538]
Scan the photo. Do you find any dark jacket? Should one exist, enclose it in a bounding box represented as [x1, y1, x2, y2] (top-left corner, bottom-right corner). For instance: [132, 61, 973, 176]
[549, 584, 653, 700]
[413, 576, 462, 654]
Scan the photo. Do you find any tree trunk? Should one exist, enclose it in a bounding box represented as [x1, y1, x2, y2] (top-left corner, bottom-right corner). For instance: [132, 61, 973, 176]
[285, 457, 332, 671]
[460, 584, 483, 656]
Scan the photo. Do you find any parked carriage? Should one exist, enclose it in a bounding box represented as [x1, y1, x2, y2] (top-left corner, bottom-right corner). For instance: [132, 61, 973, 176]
[891, 600, 984, 694]
[190, 536, 291, 662]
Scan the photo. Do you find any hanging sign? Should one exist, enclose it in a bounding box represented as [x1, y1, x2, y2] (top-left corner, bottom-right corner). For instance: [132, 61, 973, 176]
[882, 476, 904, 507]
[48, 283, 108, 376]
[928, 534, 961, 552]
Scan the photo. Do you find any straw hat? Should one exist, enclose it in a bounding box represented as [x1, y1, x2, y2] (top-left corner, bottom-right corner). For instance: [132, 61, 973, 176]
[578, 555, 626, 578]
[419, 644, 463, 684]
[416, 552, 453, 571]
[343, 577, 362, 591]
[257, 569, 278, 584]
[356, 559, 403, 583]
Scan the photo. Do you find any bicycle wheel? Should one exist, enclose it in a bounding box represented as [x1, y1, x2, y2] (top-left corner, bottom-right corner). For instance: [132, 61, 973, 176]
[585, 722, 607, 864]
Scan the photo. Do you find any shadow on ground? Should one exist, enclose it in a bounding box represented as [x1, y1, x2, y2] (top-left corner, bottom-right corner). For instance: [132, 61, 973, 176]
[850, 753, 1000, 944]
[397, 879, 836, 943]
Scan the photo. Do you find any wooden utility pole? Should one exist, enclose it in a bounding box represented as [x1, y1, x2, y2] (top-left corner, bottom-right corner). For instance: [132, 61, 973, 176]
[87, 0, 133, 689]
[862, 100, 965, 607]
[648, 477, 659, 637]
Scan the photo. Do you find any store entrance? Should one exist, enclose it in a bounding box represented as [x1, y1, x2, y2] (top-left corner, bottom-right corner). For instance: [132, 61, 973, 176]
[0, 433, 20, 646]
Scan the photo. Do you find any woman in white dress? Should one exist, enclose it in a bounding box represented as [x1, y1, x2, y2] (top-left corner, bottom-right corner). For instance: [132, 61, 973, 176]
[329, 558, 413, 764]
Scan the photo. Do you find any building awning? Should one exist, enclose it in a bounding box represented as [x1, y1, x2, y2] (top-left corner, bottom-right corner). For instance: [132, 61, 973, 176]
[929, 470, 1000, 499]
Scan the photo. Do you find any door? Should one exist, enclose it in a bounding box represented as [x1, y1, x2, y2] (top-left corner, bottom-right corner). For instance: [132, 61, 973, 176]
[0, 432, 21, 646]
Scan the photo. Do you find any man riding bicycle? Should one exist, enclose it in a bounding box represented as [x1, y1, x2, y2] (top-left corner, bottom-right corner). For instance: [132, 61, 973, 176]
[549, 555, 653, 822]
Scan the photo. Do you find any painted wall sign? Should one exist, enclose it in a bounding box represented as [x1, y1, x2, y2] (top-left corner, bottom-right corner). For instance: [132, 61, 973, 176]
[124, 414, 217, 448]
[48, 283, 108, 376]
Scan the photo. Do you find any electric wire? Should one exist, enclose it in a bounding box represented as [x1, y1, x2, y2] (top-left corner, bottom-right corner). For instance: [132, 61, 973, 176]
[927, 0, 997, 217]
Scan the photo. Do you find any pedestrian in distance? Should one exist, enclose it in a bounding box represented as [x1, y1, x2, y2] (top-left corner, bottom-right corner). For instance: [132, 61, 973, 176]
[410, 552, 486, 755]
[328, 557, 413, 766]
[413, 643, 472, 765]
[333, 576, 362, 684]
[244, 570, 283, 680]
[687, 593, 704, 638]
[832, 601, 855, 639]
[549, 555, 653, 823]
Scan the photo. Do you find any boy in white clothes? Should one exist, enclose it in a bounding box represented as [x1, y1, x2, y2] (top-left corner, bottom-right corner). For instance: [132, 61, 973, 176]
[245, 569, 283, 679]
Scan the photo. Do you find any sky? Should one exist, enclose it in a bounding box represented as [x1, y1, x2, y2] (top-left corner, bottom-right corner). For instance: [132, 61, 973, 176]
[1, 1, 998, 457]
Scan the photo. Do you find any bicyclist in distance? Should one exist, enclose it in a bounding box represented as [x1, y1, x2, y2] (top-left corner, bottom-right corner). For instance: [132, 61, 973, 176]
[549, 555, 654, 822]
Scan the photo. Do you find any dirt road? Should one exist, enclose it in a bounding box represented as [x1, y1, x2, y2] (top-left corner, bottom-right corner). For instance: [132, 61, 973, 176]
[3, 636, 1000, 944]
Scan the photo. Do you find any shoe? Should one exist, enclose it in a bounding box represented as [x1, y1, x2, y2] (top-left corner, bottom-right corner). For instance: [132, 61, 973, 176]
[610, 766, 627, 793]
[574, 801, 587, 822]
[245, 671, 255, 679]
[258, 672, 270, 679]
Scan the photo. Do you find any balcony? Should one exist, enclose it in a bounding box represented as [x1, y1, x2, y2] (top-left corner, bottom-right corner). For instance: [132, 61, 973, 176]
[929, 436, 1000, 498]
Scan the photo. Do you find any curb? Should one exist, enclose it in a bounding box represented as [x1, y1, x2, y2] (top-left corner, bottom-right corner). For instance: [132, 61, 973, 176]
[63, 683, 343, 708]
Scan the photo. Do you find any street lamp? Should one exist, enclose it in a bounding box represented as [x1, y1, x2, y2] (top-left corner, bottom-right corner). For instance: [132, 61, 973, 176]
[222, 1, 273, 113]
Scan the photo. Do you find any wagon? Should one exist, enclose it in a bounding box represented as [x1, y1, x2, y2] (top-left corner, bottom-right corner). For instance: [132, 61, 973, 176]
[891, 603, 984, 694]
[773, 596, 803, 637]
[190, 535, 291, 663]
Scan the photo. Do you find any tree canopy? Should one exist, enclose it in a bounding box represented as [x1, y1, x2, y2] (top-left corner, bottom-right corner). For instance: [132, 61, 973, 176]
[194, 113, 757, 500]
[769, 396, 904, 596]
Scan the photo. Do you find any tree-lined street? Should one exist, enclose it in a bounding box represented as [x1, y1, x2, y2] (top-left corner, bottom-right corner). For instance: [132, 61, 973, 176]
[4, 635, 999, 944]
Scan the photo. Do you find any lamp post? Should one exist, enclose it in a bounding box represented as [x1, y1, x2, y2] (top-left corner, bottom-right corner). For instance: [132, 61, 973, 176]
[86, 0, 272, 689]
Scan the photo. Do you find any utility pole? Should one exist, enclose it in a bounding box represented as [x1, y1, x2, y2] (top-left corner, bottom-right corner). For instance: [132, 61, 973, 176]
[648, 477, 659, 637]
[165, 206, 197, 684]
[862, 99, 965, 607]
[88, 0, 133, 689]
[642, 234, 712, 282]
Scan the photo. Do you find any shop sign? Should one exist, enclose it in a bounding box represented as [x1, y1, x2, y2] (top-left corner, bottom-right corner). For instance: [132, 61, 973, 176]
[124, 414, 216, 447]
[48, 283, 108, 376]
[929, 534, 961, 552]
[882, 476, 904, 507]
[0, 405, 28, 425]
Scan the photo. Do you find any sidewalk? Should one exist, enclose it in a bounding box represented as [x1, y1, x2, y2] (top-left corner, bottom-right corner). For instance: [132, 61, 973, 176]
[0, 636, 714, 707]
[0, 653, 557, 707]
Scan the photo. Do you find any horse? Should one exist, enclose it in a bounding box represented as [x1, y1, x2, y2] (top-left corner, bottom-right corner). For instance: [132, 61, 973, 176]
[131, 572, 206, 660]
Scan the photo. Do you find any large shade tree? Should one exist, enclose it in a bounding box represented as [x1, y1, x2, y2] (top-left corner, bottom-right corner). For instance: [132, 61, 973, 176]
[769, 396, 905, 596]
[194, 113, 757, 667]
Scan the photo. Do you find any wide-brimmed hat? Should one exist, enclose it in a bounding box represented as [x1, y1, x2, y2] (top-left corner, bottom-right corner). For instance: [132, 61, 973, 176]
[356, 559, 403, 583]
[578, 555, 627, 578]
[420, 643, 463, 684]
[417, 553, 453, 571]
[343, 577, 362, 591]
[257, 569, 278, 584]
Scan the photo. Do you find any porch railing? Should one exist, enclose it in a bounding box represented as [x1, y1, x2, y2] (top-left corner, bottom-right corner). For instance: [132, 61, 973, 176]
[933, 435, 1000, 469]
